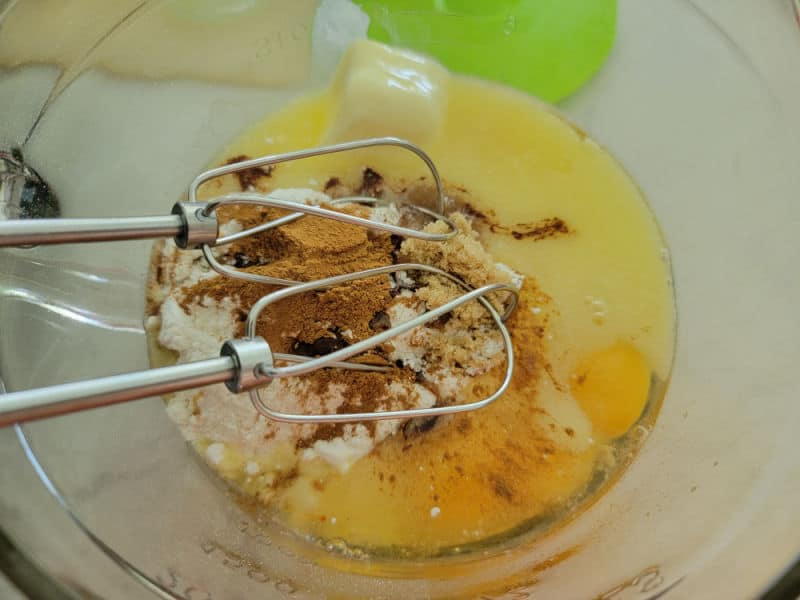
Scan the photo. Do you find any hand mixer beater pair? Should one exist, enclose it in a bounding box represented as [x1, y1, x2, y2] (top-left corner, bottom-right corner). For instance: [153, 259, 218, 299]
[0, 138, 518, 428]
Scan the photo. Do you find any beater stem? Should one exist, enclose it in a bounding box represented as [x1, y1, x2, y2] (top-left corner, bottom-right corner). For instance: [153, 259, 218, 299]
[0, 356, 236, 427]
[0, 338, 389, 427]
[0, 215, 184, 246]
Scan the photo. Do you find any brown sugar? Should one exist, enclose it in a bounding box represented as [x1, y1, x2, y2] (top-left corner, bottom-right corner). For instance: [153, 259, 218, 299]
[490, 217, 571, 241]
[225, 154, 274, 190]
[398, 212, 513, 291]
[457, 200, 572, 242]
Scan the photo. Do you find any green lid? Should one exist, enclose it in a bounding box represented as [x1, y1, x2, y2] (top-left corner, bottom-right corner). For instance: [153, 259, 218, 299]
[354, 0, 617, 102]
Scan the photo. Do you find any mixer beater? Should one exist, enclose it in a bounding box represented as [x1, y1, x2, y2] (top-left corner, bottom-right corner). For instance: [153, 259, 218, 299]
[0, 138, 518, 427]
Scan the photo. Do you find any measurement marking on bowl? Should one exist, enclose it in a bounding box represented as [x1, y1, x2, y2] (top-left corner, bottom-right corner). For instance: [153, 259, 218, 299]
[596, 565, 685, 599]
[475, 547, 580, 599]
[154, 568, 212, 600]
[197, 539, 299, 595]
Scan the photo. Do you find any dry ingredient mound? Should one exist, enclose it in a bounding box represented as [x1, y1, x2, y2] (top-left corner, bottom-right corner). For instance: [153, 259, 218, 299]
[145, 174, 522, 500]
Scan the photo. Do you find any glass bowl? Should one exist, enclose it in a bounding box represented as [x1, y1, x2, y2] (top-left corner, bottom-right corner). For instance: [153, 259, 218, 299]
[1, 1, 799, 598]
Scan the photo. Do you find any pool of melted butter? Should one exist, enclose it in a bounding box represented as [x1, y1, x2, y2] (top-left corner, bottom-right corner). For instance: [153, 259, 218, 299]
[154, 41, 675, 558]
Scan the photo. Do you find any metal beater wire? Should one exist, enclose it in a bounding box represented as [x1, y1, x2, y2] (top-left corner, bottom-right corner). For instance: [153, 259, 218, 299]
[188, 137, 446, 211]
[244, 263, 518, 424]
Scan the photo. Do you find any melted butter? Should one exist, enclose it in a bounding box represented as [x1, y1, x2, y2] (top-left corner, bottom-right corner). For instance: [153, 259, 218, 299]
[193, 46, 675, 557]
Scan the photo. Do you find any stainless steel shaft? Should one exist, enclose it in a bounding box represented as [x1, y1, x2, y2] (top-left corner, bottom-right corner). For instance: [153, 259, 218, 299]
[0, 336, 389, 427]
[0, 356, 235, 427]
[0, 215, 184, 246]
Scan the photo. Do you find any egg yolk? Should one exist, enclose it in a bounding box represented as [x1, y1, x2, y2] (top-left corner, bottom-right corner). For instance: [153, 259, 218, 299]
[571, 342, 651, 439]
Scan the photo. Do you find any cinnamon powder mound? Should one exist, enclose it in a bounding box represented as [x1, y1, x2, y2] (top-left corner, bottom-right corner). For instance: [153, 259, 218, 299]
[181, 202, 402, 428]
[183, 202, 396, 354]
[213, 201, 388, 280]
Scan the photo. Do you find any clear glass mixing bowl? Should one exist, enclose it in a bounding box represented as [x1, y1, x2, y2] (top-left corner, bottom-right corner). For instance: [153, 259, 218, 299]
[1, 1, 799, 598]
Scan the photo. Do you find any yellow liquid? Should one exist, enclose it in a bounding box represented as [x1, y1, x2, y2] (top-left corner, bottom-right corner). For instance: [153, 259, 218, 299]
[191, 74, 675, 556]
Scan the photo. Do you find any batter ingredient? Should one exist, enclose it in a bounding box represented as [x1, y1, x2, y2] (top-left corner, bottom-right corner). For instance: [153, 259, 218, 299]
[146, 40, 674, 556]
[147, 184, 519, 480]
